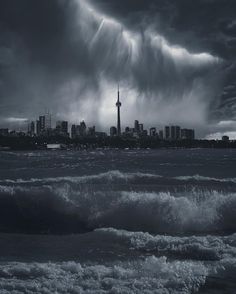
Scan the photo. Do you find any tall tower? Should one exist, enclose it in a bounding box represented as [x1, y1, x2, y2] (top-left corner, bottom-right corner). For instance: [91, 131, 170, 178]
[116, 85, 122, 136]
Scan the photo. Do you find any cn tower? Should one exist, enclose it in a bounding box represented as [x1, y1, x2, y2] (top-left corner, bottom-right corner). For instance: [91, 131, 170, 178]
[116, 85, 122, 136]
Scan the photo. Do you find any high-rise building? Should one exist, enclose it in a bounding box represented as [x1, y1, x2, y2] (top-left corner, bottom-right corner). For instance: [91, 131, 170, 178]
[125, 127, 130, 133]
[39, 116, 45, 133]
[79, 121, 87, 136]
[170, 126, 181, 140]
[71, 121, 87, 138]
[71, 124, 76, 139]
[171, 126, 176, 140]
[176, 126, 181, 140]
[45, 111, 51, 130]
[116, 86, 122, 136]
[56, 121, 68, 136]
[150, 127, 156, 137]
[36, 120, 40, 135]
[139, 124, 144, 132]
[165, 126, 170, 140]
[110, 126, 117, 137]
[134, 120, 139, 132]
[181, 129, 195, 140]
[159, 130, 164, 140]
[88, 126, 95, 137]
[28, 121, 35, 136]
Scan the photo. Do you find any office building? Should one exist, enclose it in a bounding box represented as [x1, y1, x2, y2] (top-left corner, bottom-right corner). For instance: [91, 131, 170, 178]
[171, 126, 176, 140]
[176, 126, 181, 140]
[134, 120, 139, 132]
[71, 124, 77, 139]
[56, 121, 68, 136]
[87, 126, 95, 137]
[159, 130, 164, 140]
[110, 126, 117, 137]
[28, 121, 35, 136]
[181, 129, 195, 140]
[79, 121, 87, 136]
[170, 126, 181, 140]
[139, 124, 144, 132]
[150, 127, 156, 137]
[39, 116, 45, 132]
[165, 126, 170, 140]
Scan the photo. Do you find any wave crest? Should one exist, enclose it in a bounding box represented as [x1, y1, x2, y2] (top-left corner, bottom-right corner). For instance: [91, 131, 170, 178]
[0, 183, 236, 234]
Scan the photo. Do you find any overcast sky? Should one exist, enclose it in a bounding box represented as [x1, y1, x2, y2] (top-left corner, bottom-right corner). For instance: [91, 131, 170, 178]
[0, 0, 236, 138]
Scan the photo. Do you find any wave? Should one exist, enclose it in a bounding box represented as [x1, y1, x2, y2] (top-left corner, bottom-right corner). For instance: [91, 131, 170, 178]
[0, 170, 161, 185]
[175, 175, 236, 184]
[95, 228, 236, 261]
[1, 171, 236, 187]
[0, 250, 236, 293]
[0, 184, 236, 234]
[0, 257, 207, 294]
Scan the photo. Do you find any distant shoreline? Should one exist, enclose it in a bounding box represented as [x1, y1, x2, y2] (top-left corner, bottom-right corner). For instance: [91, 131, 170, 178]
[0, 136, 235, 150]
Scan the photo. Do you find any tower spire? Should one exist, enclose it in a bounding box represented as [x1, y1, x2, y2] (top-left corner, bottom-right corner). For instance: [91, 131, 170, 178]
[116, 84, 122, 136]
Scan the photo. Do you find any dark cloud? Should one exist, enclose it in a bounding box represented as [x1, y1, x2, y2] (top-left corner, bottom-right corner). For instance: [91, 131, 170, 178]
[0, 0, 235, 137]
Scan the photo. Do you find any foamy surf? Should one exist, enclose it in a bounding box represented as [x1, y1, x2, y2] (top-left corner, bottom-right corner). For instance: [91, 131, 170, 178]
[0, 256, 207, 294]
[0, 149, 236, 293]
[0, 183, 236, 234]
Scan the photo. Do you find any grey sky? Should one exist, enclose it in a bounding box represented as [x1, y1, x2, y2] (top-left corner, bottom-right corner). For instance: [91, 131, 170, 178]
[0, 0, 235, 138]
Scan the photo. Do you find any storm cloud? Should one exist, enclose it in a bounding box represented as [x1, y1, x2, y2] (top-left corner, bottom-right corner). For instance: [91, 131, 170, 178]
[0, 0, 235, 137]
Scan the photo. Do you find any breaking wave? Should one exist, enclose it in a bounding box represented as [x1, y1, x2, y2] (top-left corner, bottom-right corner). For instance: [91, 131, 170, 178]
[0, 182, 236, 234]
[175, 175, 236, 184]
[95, 228, 236, 261]
[1, 253, 236, 293]
[0, 257, 207, 294]
[1, 171, 236, 187]
[0, 170, 161, 185]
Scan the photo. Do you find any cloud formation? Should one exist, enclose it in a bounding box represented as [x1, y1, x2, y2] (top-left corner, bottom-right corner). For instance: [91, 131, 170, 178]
[0, 0, 234, 137]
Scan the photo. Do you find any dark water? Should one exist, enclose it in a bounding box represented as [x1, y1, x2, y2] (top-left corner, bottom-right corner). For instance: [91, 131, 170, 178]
[0, 149, 236, 293]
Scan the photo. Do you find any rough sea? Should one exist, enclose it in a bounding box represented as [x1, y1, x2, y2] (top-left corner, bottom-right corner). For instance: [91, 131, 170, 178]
[0, 149, 236, 293]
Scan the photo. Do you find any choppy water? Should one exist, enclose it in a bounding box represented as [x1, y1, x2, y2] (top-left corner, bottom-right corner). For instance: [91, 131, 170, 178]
[0, 149, 236, 293]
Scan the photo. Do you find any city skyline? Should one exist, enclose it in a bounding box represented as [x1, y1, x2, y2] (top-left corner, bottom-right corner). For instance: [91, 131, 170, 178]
[0, 0, 236, 139]
[0, 87, 196, 141]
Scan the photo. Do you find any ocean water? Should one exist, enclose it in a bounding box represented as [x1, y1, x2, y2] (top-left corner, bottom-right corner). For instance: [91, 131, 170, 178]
[0, 148, 236, 293]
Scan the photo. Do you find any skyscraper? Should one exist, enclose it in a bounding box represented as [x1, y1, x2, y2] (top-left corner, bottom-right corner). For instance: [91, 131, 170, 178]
[56, 121, 68, 136]
[165, 126, 170, 140]
[116, 85, 122, 136]
[134, 120, 139, 132]
[171, 126, 176, 140]
[150, 127, 156, 137]
[110, 126, 117, 137]
[39, 116, 45, 134]
[28, 121, 35, 136]
[181, 129, 195, 140]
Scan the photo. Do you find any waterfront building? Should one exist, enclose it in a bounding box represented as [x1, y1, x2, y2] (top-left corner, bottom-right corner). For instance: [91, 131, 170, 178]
[110, 126, 117, 137]
[165, 126, 170, 140]
[150, 127, 156, 137]
[159, 130, 164, 140]
[134, 120, 139, 133]
[87, 126, 96, 137]
[171, 126, 176, 140]
[181, 129, 195, 140]
[56, 121, 68, 136]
